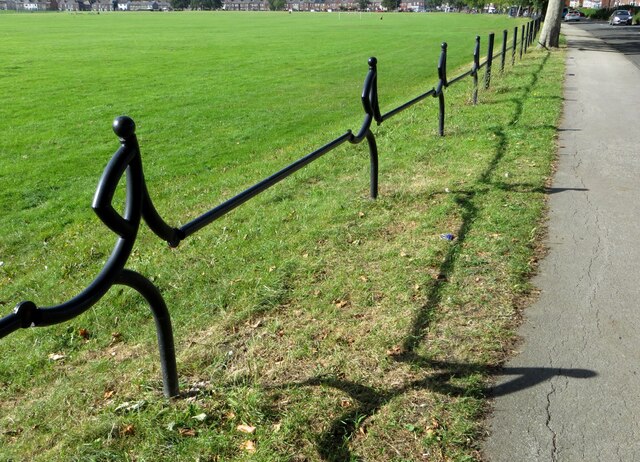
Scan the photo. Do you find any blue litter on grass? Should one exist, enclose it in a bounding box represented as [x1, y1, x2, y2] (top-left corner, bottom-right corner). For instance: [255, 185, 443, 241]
[440, 233, 455, 241]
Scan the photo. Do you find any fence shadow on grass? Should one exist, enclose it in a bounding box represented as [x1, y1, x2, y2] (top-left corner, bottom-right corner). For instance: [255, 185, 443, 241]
[280, 50, 598, 461]
[292, 363, 596, 462]
[401, 52, 552, 359]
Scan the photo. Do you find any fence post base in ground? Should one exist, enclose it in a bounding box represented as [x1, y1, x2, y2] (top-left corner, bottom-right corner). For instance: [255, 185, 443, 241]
[366, 130, 379, 199]
[117, 269, 179, 398]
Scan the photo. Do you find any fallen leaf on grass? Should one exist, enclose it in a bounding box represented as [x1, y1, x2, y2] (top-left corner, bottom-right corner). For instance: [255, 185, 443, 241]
[103, 390, 115, 400]
[333, 299, 349, 309]
[241, 440, 256, 453]
[78, 328, 90, 340]
[236, 424, 256, 434]
[121, 424, 135, 436]
[109, 332, 122, 346]
[179, 428, 197, 437]
[192, 413, 208, 422]
[425, 418, 441, 439]
[48, 353, 65, 361]
[386, 345, 405, 357]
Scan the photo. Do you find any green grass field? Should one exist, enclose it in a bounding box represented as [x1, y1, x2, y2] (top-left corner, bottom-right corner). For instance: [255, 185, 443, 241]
[2, 12, 521, 271]
[0, 11, 561, 461]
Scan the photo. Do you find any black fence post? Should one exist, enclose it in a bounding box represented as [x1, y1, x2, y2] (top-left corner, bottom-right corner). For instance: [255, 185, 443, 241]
[433, 42, 448, 136]
[530, 20, 536, 45]
[472, 35, 480, 105]
[485, 32, 494, 90]
[500, 29, 507, 74]
[0, 117, 183, 398]
[355, 57, 381, 200]
[97, 119, 181, 398]
[519, 24, 525, 60]
[524, 22, 530, 53]
[512, 26, 518, 66]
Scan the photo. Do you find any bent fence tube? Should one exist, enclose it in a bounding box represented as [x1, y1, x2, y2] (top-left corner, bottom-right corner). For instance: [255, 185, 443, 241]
[0, 20, 541, 397]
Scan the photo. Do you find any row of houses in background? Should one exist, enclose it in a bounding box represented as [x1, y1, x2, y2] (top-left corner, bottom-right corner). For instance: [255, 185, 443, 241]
[0, 0, 475, 11]
[0, 0, 170, 9]
[568, 0, 637, 8]
[1, 0, 636, 11]
[223, 0, 429, 11]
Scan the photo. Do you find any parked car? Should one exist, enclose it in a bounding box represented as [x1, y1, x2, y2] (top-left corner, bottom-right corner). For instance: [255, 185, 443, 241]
[564, 11, 581, 21]
[609, 10, 632, 25]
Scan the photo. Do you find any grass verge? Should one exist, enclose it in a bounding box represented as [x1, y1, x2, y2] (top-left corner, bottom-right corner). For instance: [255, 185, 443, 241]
[0, 14, 563, 461]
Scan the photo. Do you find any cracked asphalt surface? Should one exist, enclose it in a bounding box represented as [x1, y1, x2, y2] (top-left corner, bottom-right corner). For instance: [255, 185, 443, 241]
[483, 23, 640, 461]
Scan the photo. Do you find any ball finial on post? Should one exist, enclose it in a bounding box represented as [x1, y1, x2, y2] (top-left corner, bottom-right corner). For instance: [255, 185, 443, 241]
[113, 116, 136, 140]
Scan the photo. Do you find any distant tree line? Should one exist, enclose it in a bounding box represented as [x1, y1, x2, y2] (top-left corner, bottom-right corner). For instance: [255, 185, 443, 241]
[171, 0, 221, 9]
[267, 0, 285, 9]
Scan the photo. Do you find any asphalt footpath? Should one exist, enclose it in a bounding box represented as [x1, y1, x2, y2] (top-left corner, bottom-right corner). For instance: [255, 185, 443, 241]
[483, 24, 640, 461]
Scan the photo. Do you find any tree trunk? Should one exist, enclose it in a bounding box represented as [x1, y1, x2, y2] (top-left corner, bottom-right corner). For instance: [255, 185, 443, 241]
[538, 0, 564, 48]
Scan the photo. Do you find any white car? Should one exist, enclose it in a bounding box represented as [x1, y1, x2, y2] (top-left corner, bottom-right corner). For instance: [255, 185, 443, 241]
[564, 11, 581, 21]
[609, 10, 632, 25]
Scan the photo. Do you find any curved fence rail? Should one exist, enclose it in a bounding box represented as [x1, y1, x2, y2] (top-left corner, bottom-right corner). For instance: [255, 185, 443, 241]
[0, 17, 541, 398]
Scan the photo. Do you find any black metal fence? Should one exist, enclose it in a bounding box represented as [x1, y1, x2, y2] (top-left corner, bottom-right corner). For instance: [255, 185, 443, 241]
[0, 17, 541, 398]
